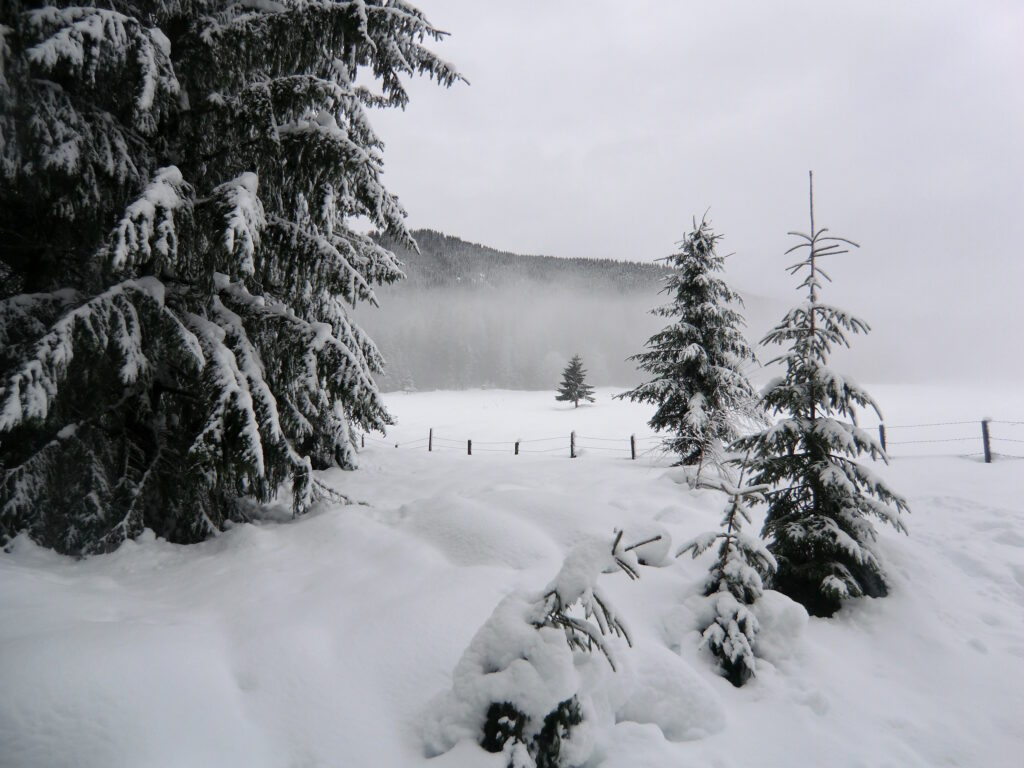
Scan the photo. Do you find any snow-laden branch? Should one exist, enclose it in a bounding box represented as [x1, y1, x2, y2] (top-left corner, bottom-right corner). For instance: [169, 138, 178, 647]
[0, 277, 203, 431]
[214, 171, 265, 275]
[109, 166, 192, 271]
[27, 6, 178, 130]
[184, 311, 267, 478]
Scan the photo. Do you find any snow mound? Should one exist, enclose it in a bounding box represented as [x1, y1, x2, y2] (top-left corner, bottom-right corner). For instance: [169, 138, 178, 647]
[752, 589, 809, 664]
[0, 622, 277, 768]
[424, 535, 643, 765]
[422, 592, 589, 757]
[616, 644, 726, 741]
[593, 721, 697, 768]
[398, 494, 561, 570]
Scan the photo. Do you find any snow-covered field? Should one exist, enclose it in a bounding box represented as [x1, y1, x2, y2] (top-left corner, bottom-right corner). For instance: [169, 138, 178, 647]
[2, 386, 1023, 767]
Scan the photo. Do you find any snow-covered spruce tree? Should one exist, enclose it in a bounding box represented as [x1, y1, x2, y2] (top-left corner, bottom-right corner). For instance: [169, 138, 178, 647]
[0, 1, 460, 554]
[733, 173, 909, 617]
[618, 215, 759, 466]
[425, 532, 655, 768]
[678, 463, 775, 686]
[554, 354, 595, 408]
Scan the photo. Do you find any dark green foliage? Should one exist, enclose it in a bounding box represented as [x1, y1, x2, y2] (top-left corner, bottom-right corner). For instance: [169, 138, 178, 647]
[555, 354, 595, 408]
[480, 697, 583, 768]
[0, 1, 460, 554]
[533, 698, 583, 768]
[481, 702, 528, 755]
[733, 174, 909, 617]
[618, 215, 758, 465]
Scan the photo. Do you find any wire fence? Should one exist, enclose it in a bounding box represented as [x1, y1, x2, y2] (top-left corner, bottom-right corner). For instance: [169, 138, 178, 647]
[877, 418, 1023, 461]
[359, 429, 665, 459]
[359, 418, 1024, 462]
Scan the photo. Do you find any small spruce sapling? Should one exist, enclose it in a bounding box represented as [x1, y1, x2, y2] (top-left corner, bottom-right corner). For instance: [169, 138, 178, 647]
[618, 216, 759, 465]
[733, 173, 909, 617]
[555, 354, 596, 408]
[425, 531, 657, 768]
[678, 462, 776, 686]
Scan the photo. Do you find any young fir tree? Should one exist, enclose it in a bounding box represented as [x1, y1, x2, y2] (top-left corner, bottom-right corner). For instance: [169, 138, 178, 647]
[618, 215, 758, 466]
[733, 173, 909, 617]
[678, 463, 775, 687]
[427, 531, 653, 768]
[0, 1, 460, 555]
[554, 354, 595, 408]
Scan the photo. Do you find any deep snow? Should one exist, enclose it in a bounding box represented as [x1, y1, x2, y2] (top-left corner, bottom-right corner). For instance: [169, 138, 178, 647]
[2, 387, 1023, 767]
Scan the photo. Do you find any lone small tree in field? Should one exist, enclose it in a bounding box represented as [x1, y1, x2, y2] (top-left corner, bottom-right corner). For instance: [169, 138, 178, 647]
[733, 173, 909, 617]
[619, 215, 758, 466]
[555, 355, 595, 408]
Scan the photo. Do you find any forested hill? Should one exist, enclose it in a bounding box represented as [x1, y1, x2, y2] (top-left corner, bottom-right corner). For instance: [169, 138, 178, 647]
[356, 230, 675, 391]
[376, 229, 669, 292]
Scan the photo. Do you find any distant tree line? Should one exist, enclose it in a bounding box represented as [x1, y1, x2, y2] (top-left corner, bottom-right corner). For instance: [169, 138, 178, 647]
[375, 229, 669, 293]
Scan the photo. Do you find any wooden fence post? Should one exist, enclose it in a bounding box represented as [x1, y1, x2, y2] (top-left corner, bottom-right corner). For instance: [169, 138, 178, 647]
[630, 434, 636, 460]
[515, 440, 520, 456]
[570, 431, 576, 459]
[982, 419, 992, 463]
[878, 424, 886, 452]
[428, 428, 433, 452]
[467, 439, 472, 456]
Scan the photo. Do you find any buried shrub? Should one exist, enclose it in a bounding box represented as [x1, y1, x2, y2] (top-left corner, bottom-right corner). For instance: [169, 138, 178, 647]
[425, 531, 657, 767]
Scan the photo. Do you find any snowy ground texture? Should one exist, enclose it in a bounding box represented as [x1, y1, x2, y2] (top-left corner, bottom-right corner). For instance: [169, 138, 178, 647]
[2, 386, 1023, 768]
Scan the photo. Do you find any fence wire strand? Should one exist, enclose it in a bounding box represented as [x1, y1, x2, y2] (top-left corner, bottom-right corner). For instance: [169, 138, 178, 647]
[357, 415, 1024, 461]
[886, 436, 978, 446]
[884, 420, 978, 429]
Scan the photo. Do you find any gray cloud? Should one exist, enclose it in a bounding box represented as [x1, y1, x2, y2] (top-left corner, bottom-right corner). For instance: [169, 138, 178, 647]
[367, 0, 1024, 382]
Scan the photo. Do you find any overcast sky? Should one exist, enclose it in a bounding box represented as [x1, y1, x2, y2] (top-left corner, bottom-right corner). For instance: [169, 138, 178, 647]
[370, 0, 1024, 382]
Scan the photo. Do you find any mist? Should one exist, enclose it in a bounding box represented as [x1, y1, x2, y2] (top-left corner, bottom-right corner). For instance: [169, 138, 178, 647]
[358, 284, 665, 391]
[358, 267, 1023, 394]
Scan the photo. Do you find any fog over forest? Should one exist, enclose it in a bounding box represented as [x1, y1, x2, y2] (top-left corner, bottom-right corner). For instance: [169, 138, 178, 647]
[358, 229, 1007, 393]
[358, 230, 772, 391]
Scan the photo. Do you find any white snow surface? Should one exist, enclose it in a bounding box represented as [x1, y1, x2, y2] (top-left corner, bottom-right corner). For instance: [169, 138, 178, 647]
[2, 386, 1023, 767]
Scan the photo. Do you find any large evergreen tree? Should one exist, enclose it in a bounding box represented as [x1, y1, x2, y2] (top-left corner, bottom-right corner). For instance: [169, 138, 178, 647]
[619, 215, 758, 465]
[0, 0, 460, 555]
[554, 354, 594, 408]
[734, 173, 909, 617]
